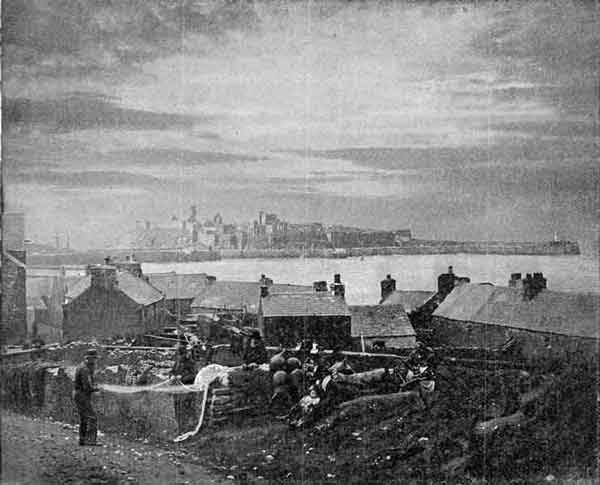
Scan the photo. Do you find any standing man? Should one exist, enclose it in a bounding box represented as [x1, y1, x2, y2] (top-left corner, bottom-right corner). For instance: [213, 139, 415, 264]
[242, 329, 268, 366]
[73, 349, 100, 446]
[170, 344, 198, 434]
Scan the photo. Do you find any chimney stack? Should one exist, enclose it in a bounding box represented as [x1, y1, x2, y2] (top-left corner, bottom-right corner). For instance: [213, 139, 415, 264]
[145, 220, 151, 231]
[437, 265, 469, 299]
[206, 275, 216, 285]
[313, 281, 328, 292]
[115, 255, 143, 278]
[380, 274, 396, 303]
[330, 274, 345, 299]
[90, 264, 117, 291]
[523, 272, 547, 300]
[259, 274, 273, 286]
[509, 273, 523, 289]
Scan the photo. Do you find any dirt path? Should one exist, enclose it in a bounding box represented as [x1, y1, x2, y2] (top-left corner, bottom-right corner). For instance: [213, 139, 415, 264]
[1, 411, 228, 485]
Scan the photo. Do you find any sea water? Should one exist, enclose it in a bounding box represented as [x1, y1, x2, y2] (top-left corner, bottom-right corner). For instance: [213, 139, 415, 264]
[143, 253, 599, 305]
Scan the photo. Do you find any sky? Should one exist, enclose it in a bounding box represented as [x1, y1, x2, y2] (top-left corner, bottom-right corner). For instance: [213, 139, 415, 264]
[2, 0, 599, 251]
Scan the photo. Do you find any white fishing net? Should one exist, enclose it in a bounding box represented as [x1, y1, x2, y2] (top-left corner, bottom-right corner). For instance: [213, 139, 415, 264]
[98, 364, 234, 442]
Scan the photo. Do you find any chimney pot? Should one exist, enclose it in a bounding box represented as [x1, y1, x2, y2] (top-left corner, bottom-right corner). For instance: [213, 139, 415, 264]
[380, 274, 397, 303]
[334, 273, 341, 284]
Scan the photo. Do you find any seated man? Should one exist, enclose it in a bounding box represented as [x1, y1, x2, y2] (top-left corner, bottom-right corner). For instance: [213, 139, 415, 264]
[286, 385, 322, 428]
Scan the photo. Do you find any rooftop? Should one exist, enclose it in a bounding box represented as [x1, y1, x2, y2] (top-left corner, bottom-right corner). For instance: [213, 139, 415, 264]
[147, 272, 208, 300]
[350, 304, 415, 338]
[433, 283, 600, 339]
[261, 292, 350, 318]
[381, 290, 436, 311]
[65, 271, 164, 306]
[191, 281, 312, 313]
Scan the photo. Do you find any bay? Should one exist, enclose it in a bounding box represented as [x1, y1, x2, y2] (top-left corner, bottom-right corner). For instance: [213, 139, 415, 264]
[143, 254, 599, 306]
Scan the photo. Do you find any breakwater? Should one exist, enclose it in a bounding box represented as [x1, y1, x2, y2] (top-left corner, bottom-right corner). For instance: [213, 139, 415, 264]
[27, 239, 580, 266]
[221, 239, 580, 258]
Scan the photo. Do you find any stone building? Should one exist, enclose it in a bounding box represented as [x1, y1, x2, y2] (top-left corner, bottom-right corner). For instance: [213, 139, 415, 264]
[258, 288, 352, 349]
[190, 276, 311, 322]
[1, 212, 27, 345]
[350, 304, 416, 351]
[62, 264, 165, 342]
[147, 272, 209, 319]
[431, 273, 599, 360]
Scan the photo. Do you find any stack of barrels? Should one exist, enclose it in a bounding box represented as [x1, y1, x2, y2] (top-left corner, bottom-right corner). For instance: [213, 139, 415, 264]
[269, 352, 305, 408]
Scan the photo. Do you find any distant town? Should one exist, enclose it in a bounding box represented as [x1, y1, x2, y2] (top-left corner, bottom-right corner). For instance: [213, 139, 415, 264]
[25, 208, 580, 266]
[134, 208, 413, 251]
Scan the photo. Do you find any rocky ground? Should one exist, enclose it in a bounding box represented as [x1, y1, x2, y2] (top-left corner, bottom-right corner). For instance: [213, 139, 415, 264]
[0, 411, 226, 485]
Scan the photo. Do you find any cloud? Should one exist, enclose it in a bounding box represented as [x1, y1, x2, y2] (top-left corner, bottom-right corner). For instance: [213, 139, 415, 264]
[107, 148, 262, 166]
[7, 169, 161, 188]
[3, 0, 259, 81]
[3, 93, 210, 133]
[4, 1, 599, 249]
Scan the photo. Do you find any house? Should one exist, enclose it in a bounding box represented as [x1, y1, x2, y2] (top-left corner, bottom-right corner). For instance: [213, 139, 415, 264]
[190, 276, 312, 321]
[1, 212, 27, 345]
[25, 271, 79, 343]
[147, 272, 209, 318]
[258, 285, 352, 349]
[62, 264, 166, 342]
[431, 273, 600, 360]
[350, 304, 416, 351]
[1, 250, 27, 345]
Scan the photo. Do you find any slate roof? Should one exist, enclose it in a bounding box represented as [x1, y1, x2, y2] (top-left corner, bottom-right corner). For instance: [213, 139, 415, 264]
[147, 272, 208, 300]
[65, 275, 92, 300]
[433, 283, 600, 339]
[191, 281, 313, 313]
[261, 292, 351, 318]
[65, 271, 164, 306]
[381, 290, 436, 311]
[350, 304, 415, 338]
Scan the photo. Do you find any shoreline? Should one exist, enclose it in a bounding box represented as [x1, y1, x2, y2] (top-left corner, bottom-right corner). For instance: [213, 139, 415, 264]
[27, 239, 580, 265]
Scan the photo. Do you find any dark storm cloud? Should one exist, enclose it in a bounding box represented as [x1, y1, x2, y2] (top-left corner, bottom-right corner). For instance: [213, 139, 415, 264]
[2, 94, 211, 133]
[3, 0, 259, 78]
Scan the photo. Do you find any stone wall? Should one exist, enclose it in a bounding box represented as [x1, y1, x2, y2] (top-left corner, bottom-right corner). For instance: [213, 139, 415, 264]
[0, 349, 273, 441]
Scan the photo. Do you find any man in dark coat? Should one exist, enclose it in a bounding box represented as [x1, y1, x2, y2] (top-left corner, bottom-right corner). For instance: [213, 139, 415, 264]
[242, 330, 268, 366]
[170, 344, 198, 434]
[73, 349, 100, 445]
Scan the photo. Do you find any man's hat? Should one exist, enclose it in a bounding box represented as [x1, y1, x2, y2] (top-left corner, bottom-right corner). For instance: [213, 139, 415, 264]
[85, 349, 98, 358]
